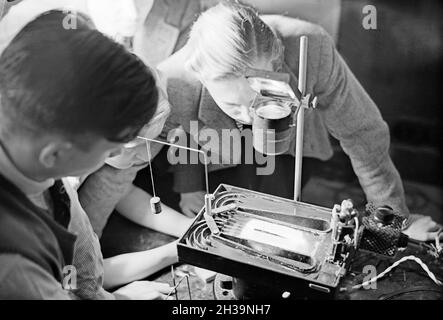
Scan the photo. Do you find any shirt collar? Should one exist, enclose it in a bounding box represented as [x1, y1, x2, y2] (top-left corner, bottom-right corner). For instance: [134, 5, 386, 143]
[0, 142, 54, 196]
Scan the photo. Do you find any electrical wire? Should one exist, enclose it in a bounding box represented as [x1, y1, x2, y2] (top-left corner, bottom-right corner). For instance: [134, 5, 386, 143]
[351, 255, 443, 290]
[378, 286, 443, 300]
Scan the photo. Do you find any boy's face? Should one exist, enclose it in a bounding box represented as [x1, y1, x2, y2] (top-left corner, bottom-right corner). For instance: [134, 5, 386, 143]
[0, 114, 122, 180]
[202, 58, 274, 125]
[204, 76, 257, 125]
[104, 115, 166, 169]
[104, 139, 149, 170]
[42, 136, 124, 179]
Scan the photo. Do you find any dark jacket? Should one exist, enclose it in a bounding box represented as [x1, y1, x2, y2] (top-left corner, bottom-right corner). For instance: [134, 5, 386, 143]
[0, 174, 76, 298]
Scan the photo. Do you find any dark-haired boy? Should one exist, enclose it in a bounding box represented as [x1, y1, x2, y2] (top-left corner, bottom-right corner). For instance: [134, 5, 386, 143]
[0, 6, 171, 299]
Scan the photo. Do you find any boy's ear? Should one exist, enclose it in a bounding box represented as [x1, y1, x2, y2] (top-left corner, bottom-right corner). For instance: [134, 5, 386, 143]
[39, 141, 72, 168]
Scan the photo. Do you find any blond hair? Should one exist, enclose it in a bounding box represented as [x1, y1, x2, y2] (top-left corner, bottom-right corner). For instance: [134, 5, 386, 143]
[186, 1, 283, 80]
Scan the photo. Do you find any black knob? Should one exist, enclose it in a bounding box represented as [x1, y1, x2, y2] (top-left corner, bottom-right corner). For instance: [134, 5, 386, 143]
[374, 205, 395, 225]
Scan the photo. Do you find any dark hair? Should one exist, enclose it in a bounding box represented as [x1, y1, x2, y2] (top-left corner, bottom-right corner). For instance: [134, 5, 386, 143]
[0, 10, 158, 145]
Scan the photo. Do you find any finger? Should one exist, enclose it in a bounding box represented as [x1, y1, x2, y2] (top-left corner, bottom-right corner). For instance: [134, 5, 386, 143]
[187, 204, 200, 215]
[136, 288, 163, 300]
[151, 292, 164, 300]
[159, 293, 169, 300]
[189, 211, 198, 217]
[425, 220, 438, 232]
[426, 231, 441, 242]
[153, 283, 174, 294]
[182, 208, 196, 218]
[148, 289, 172, 300]
[190, 205, 201, 215]
[429, 227, 443, 240]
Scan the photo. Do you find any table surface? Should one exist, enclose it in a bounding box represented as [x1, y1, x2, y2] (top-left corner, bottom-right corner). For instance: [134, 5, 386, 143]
[101, 213, 443, 300]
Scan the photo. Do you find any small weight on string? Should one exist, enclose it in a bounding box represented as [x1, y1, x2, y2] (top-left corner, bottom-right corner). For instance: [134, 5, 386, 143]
[150, 196, 162, 214]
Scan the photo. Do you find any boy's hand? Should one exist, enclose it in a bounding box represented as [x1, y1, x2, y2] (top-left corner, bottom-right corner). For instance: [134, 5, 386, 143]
[113, 281, 173, 300]
[180, 191, 206, 217]
[403, 214, 442, 241]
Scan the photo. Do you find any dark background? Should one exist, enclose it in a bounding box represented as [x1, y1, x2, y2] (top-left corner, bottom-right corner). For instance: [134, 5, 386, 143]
[324, 0, 442, 187]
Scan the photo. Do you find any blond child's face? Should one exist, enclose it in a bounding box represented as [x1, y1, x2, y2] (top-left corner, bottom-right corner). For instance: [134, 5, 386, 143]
[204, 76, 256, 125]
[201, 58, 275, 125]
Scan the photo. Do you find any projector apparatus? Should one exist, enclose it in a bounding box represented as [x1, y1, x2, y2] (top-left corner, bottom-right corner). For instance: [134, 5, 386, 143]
[178, 184, 410, 299]
[139, 37, 420, 299]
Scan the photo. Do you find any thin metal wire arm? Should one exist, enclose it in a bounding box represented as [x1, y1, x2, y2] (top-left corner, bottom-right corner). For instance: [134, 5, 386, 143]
[137, 136, 210, 195]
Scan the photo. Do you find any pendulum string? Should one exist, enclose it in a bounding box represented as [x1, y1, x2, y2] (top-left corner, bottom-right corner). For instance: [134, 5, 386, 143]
[146, 140, 156, 197]
[146, 140, 162, 214]
[139, 136, 213, 219]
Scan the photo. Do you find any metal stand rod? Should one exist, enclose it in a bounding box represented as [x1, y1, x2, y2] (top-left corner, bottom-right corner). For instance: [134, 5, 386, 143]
[294, 36, 308, 201]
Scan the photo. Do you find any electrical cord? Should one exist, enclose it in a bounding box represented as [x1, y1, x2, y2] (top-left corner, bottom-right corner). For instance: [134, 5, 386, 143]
[378, 286, 443, 300]
[351, 255, 442, 290]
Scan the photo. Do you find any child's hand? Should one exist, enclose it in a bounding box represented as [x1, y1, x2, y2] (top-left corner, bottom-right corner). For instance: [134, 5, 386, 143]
[403, 214, 442, 241]
[179, 191, 206, 217]
[113, 281, 174, 300]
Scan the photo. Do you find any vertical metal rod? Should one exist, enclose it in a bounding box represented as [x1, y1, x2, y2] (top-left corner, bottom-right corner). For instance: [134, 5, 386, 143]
[185, 275, 192, 300]
[294, 36, 308, 201]
[171, 265, 178, 300]
[203, 153, 210, 196]
[204, 193, 219, 234]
